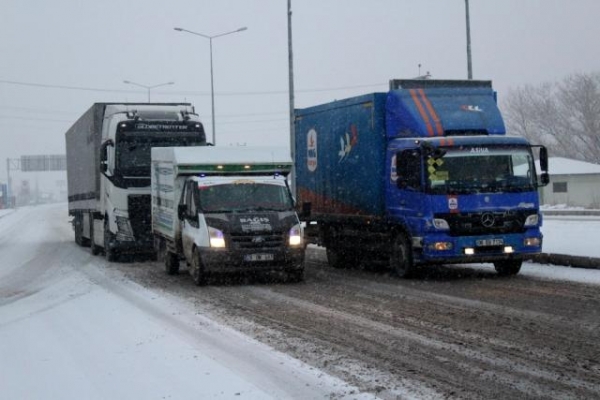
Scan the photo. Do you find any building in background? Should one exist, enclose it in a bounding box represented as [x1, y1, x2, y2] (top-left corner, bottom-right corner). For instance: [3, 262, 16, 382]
[539, 157, 600, 208]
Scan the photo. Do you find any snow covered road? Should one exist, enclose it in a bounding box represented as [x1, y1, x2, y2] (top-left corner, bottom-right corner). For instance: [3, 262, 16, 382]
[1, 203, 600, 399]
[0, 204, 371, 399]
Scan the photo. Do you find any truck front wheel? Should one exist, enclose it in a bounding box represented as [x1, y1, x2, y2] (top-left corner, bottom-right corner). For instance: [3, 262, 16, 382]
[390, 233, 415, 278]
[90, 218, 101, 256]
[104, 220, 118, 262]
[494, 260, 522, 276]
[190, 249, 207, 286]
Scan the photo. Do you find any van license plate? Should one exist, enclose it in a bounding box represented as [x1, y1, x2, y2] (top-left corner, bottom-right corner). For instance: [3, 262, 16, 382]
[476, 239, 504, 246]
[244, 253, 274, 262]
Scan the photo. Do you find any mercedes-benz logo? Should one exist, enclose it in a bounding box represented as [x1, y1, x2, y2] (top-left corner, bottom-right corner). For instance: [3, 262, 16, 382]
[481, 212, 495, 228]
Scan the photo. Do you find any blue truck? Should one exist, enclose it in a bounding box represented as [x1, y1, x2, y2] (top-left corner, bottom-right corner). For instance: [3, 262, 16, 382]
[294, 79, 549, 277]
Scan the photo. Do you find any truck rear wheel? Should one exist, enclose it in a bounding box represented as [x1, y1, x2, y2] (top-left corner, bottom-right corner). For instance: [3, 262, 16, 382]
[74, 213, 90, 247]
[390, 233, 415, 278]
[494, 260, 522, 276]
[190, 249, 207, 286]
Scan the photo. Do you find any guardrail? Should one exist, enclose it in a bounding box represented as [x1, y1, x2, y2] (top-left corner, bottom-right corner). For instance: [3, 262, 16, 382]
[527, 253, 600, 270]
[541, 209, 600, 216]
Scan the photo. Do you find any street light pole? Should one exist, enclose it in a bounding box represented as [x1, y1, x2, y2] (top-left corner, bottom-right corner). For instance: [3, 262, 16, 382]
[123, 80, 174, 102]
[174, 26, 248, 145]
[465, 0, 473, 79]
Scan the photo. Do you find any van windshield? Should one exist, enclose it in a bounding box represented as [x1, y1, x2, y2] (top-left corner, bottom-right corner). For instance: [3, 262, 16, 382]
[197, 182, 293, 213]
[427, 147, 536, 194]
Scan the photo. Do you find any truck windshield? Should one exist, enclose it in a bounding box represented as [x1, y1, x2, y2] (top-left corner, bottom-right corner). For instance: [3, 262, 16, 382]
[197, 182, 293, 213]
[117, 136, 203, 177]
[427, 147, 536, 195]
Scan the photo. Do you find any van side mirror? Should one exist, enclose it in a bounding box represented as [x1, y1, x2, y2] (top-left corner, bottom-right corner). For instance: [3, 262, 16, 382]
[540, 172, 550, 186]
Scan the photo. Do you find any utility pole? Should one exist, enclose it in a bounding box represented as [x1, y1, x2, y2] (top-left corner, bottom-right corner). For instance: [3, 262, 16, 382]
[288, 0, 297, 196]
[465, 0, 473, 79]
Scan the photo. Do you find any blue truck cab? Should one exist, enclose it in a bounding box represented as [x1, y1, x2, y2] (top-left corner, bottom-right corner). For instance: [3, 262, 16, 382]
[294, 79, 549, 277]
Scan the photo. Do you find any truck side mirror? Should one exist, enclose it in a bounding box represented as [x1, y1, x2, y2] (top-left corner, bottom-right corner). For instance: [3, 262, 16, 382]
[100, 140, 114, 174]
[539, 146, 548, 172]
[537, 146, 549, 187]
[177, 204, 186, 220]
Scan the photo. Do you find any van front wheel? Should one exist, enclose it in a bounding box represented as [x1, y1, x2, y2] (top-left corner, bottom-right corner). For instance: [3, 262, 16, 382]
[190, 249, 207, 286]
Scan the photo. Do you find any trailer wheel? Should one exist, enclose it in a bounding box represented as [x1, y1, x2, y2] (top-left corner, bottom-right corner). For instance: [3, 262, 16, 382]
[165, 251, 180, 275]
[90, 218, 101, 256]
[494, 260, 522, 276]
[104, 220, 118, 262]
[74, 213, 90, 247]
[390, 233, 415, 278]
[326, 247, 351, 269]
[190, 248, 207, 286]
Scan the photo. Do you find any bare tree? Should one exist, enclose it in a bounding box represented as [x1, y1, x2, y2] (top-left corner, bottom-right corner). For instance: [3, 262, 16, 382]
[501, 72, 600, 164]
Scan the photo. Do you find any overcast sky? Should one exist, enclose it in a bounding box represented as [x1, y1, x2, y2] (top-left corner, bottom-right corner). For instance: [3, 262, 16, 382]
[1, 0, 600, 185]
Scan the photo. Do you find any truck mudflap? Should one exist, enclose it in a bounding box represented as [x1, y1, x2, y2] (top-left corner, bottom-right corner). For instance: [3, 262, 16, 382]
[413, 232, 543, 265]
[197, 247, 305, 273]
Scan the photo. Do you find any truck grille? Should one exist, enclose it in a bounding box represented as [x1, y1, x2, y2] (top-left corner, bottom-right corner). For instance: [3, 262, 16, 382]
[435, 211, 530, 236]
[128, 194, 152, 241]
[229, 232, 285, 250]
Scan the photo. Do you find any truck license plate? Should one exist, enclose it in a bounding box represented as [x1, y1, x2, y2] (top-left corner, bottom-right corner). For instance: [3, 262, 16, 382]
[244, 253, 274, 262]
[476, 239, 504, 247]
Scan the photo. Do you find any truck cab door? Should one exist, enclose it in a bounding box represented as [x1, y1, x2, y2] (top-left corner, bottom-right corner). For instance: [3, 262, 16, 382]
[389, 149, 427, 223]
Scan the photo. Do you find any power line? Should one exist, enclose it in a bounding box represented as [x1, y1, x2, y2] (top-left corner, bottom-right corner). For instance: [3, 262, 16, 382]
[0, 78, 387, 97]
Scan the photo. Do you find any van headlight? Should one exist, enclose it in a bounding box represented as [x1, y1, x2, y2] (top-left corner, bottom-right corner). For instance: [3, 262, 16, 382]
[288, 224, 302, 246]
[208, 227, 226, 248]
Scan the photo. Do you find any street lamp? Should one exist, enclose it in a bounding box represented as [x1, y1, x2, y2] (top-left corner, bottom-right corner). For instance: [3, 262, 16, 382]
[174, 26, 248, 145]
[123, 80, 174, 102]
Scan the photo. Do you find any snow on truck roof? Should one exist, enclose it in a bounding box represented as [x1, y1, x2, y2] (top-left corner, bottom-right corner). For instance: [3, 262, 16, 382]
[151, 146, 292, 174]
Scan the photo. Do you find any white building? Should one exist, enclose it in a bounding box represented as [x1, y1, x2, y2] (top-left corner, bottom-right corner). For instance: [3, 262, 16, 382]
[540, 157, 600, 208]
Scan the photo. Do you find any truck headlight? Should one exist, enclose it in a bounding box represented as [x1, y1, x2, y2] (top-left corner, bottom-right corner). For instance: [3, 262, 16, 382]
[524, 214, 540, 227]
[208, 227, 226, 248]
[433, 218, 450, 230]
[289, 224, 302, 246]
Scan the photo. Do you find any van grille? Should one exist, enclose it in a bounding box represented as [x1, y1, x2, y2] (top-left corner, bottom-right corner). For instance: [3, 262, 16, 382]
[229, 232, 285, 250]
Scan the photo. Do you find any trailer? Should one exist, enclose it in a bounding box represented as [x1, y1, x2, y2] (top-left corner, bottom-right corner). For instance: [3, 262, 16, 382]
[66, 102, 206, 260]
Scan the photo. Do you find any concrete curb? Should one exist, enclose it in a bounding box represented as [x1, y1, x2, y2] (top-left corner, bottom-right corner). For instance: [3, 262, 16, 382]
[527, 253, 600, 270]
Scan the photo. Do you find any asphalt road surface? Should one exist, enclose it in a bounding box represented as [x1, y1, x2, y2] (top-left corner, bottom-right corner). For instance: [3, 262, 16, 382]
[115, 248, 600, 400]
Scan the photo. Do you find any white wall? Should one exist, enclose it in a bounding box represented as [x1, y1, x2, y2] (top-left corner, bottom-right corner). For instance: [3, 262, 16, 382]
[541, 174, 600, 208]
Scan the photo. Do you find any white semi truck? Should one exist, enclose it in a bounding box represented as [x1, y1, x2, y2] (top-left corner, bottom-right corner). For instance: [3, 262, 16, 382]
[66, 103, 206, 261]
[151, 146, 305, 284]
